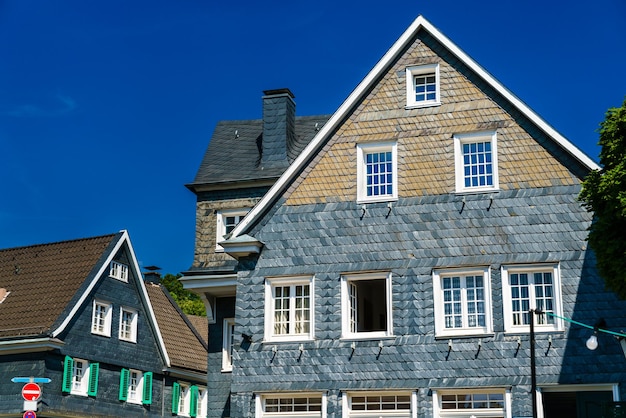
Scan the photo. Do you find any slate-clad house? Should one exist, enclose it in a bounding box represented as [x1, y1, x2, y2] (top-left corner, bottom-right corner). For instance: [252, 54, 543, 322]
[183, 16, 626, 418]
[0, 231, 207, 417]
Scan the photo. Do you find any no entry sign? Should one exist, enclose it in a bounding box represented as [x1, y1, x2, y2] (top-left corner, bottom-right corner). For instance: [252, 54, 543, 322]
[22, 383, 41, 401]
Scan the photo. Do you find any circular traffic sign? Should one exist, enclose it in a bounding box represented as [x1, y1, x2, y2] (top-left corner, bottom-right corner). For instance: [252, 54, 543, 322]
[22, 383, 41, 401]
[23, 411, 36, 418]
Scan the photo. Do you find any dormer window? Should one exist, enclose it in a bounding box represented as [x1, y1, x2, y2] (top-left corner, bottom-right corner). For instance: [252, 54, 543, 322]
[215, 209, 249, 251]
[406, 64, 440, 108]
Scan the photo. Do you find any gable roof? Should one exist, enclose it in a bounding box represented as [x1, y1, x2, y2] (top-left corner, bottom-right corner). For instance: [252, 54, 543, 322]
[229, 15, 600, 239]
[187, 115, 330, 192]
[0, 233, 118, 339]
[145, 282, 208, 376]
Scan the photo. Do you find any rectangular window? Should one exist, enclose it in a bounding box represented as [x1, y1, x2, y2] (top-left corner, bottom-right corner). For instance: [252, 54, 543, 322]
[119, 307, 138, 342]
[178, 383, 191, 416]
[433, 389, 508, 418]
[454, 131, 499, 193]
[356, 142, 398, 203]
[62, 356, 99, 397]
[433, 267, 492, 337]
[344, 391, 415, 417]
[341, 272, 393, 339]
[128, 369, 143, 404]
[91, 300, 112, 337]
[222, 318, 235, 372]
[196, 387, 208, 418]
[110, 261, 129, 282]
[406, 63, 440, 108]
[215, 208, 249, 251]
[257, 393, 325, 417]
[265, 277, 314, 342]
[502, 264, 563, 333]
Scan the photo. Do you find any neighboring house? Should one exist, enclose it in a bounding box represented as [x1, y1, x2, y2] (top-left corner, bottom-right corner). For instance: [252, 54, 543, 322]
[183, 15, 626, 418]
[0, 231, 207, 418]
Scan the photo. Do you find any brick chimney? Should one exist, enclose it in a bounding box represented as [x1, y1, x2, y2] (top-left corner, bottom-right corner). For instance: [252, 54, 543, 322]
[261, 88, 296, 169]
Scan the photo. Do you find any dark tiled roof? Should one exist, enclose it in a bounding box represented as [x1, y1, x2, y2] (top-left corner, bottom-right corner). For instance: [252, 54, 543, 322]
[188, 115, 330, 189]
[145, 282, 207, 373]
[0, 234, 118, 339]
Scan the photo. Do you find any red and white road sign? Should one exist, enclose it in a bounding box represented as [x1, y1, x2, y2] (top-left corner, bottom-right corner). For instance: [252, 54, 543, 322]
[22, 383, 41, 401]
[23, 411, 36, 418]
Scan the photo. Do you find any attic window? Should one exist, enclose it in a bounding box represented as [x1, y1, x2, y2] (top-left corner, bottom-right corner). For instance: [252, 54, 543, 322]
[215, 208, 249, 251]
[110, 261, 129, 282]
[0, 288, 10, 304]
[406, 63, 440, 108]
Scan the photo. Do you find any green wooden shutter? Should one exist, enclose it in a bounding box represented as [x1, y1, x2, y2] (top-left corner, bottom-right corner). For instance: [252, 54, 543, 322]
[171, 382, 180, 414]
[62, 356, 74, 393]
[87, 362, 99, 397]
[142, 372, 153, 405]
[189, 385, 198, 418]
[118, 368, 129, 401]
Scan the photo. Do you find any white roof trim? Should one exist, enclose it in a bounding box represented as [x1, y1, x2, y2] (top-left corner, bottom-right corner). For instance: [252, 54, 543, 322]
[50, 230, 171, 368]
[231, 15, 599, 239]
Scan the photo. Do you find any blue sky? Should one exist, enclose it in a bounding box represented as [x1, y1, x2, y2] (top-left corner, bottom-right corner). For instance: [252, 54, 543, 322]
[1, 0, 625, 275]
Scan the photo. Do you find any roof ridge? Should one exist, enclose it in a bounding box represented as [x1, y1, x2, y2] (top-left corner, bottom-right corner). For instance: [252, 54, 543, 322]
[0, 232, 119, 253]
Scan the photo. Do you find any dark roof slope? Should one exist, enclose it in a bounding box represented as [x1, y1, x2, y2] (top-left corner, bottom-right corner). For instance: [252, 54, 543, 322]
[187, 115, 330, 190]
[145, 282, 207, 373]
[0, 234, 118, 339]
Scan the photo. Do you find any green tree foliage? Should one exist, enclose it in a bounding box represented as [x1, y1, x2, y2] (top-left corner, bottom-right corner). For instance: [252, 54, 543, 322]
[160, 273, 206, 316]
[579, 99, 626, 298]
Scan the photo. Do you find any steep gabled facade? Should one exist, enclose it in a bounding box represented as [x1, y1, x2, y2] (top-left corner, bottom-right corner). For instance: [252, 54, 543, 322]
[187, 16, 626, 418]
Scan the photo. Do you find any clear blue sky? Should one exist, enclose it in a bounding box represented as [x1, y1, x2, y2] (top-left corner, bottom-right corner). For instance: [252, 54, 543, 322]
[1, 0, 625, 275]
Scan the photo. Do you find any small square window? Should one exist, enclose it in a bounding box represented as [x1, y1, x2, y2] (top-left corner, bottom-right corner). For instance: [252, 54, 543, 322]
[110, 261, 129, 282]
[341, 272, 393, 339]
[501, 264, 563, 333]
[91, 300, 112, 337]
[264, 276, 314, 342]
[119, 307, 138, 342]
[454, 131, 499, 193]
[406, 64, 440, 108]
[357, 142, 397, 203]
[215, 209, 249, 251]
[222, 318, 235, 372]
[433, 267, 493, 337]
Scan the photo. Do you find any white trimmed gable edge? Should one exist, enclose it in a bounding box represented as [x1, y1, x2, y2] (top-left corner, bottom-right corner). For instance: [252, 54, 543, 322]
[50, 230, 172, 368]
[231, 15, 600, 240]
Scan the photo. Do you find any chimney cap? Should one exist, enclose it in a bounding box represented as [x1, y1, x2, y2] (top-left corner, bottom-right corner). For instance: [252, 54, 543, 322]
[263, 88, 295, 99]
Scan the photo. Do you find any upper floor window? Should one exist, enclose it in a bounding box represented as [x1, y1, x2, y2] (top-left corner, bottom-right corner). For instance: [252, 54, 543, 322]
[356, 142, 398, 203]
[344, 391, 415, 417]
[432, 267, 493, 337]
[62, 356, 99, 397]
[91, 300, 112, 337]
[256, 393, 325, 416]
[454, 131, 499, 193]
[110, 261, 129, 282]
[341, 272, 393, 339]
[406, 63, 440, 108]
[222, 317, 235, 372]
[501, 264, 563, 333]
[119, 307, 138, 343]
[215, 208, 249, 251]
[264, 276, 314, 342]
[119, 368, 152, 405]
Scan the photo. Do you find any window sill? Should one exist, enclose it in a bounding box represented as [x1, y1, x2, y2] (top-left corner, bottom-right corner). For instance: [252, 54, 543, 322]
[405, 101, 441, 109]
[119, 338, 137, 344]
[435, 332, 495, 340]
[504, 327, 564, 334]
[91, 332, 111, 338]
[357, 196, 398, 205]
[454, 187, 500, 195]
[263, 336, 315, 344]
[221, 368, 233, 373]
[341, 333, 394, 341]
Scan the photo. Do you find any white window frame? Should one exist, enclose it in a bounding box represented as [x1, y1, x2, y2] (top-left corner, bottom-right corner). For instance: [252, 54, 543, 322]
[356, 142, 398, 204]
[178, 383, 191, 417]
[110, 261, 129, 282]
[91, 300, 112, 337]
[222, 317, 235, 372]
[432, 388, 511, 418]
[215, 208, 249, 251]
[342, 390, 417, 418]
[406, 63, 440, 108]
[119, 307, 138, 343]
[432, 267, 493, 338]
[501, 264, 563, 333]
[196, 386, 208, 418]
[341, 272, 393, 340]
[264, 276, 315, 342]
[255, 392, 327, 418]
[454, 131, 499, 194]
[71, 358, 91, 396]
[127, 369, 144, 405]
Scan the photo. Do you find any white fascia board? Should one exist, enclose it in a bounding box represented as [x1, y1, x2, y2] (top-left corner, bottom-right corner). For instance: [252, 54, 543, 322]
[163, 367, 207, 382]
[231, 15, 599, 240]
[0, 337, 64, 355]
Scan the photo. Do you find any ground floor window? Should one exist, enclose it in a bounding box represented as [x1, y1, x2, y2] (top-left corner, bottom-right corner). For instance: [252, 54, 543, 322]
[342, 391, 416, 417]
[255, 392, 326, 417]
[540, 384, 617, 418]
[432, 389, 509, 418]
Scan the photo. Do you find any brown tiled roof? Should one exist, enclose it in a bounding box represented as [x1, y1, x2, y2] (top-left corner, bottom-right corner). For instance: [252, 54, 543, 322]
[145, 283, 207, 373]
[0, 234, 118, 339]
[186, 315, 208, 346]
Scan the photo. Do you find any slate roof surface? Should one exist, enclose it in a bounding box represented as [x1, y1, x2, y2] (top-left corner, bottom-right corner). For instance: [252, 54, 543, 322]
[0, 234, 117, 339]
[145, 282, 208, 373]
[188, 115, 330, 188]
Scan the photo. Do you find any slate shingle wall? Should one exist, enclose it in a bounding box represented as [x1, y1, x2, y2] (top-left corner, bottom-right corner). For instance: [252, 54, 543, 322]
[227, 186, 626, 417]
[207, 296, 235, 418]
